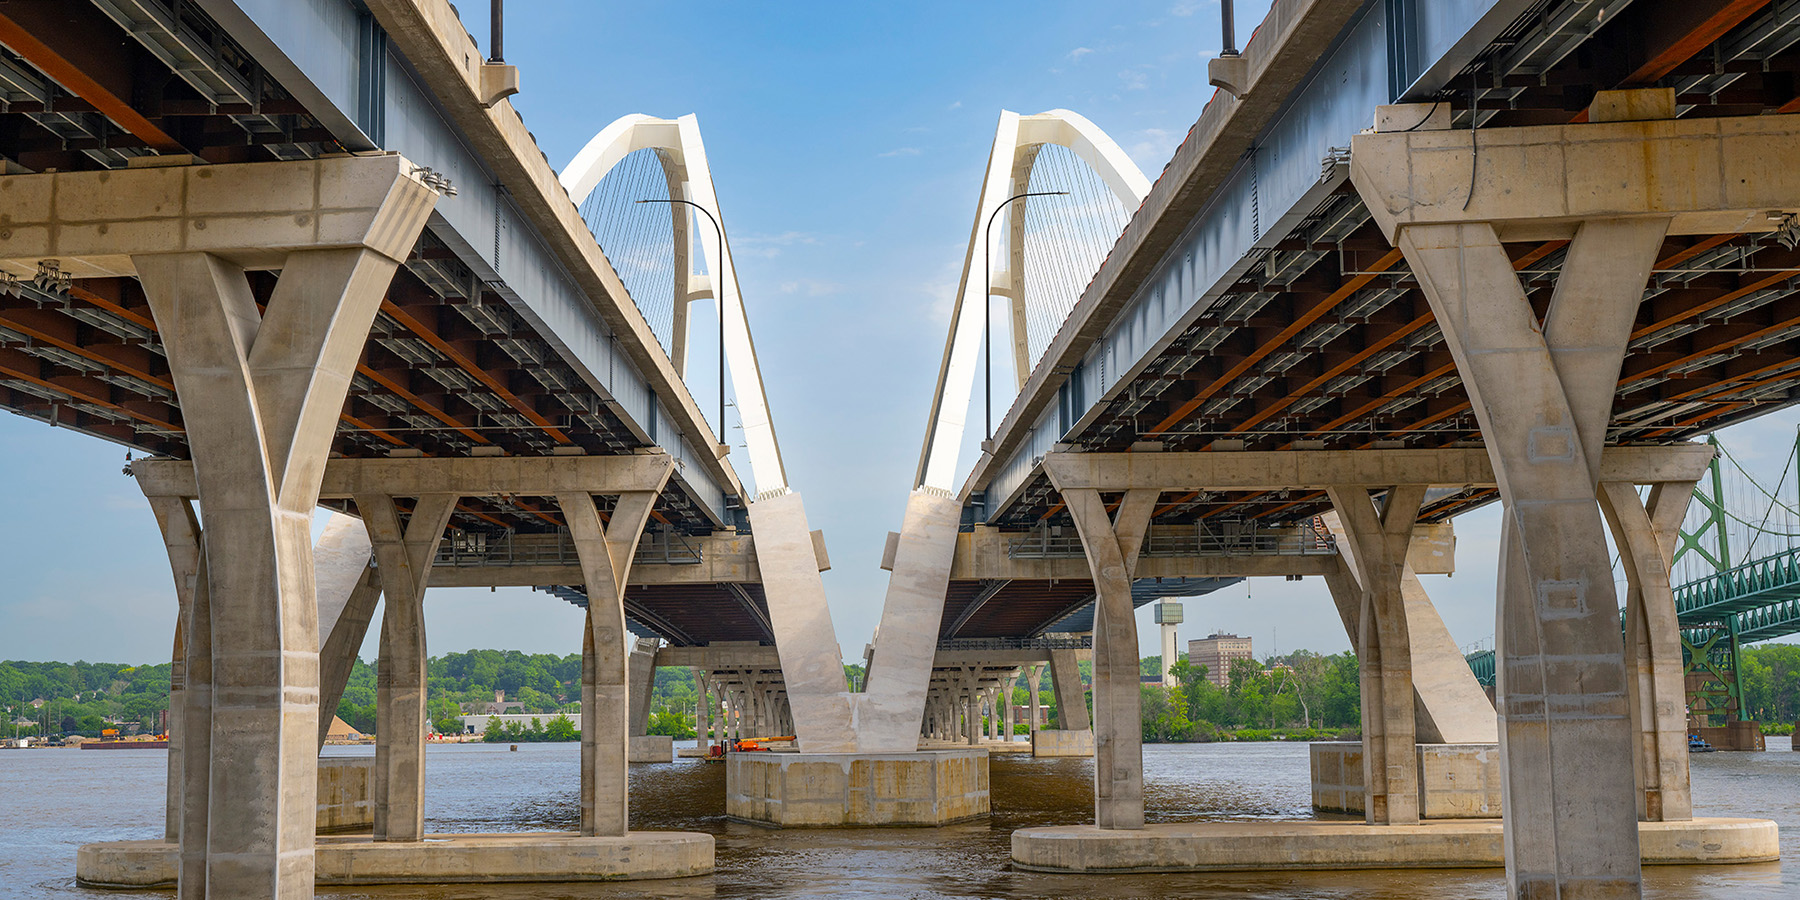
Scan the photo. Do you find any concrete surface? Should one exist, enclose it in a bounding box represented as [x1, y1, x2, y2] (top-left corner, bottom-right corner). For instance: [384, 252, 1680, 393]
[77, 831, 714, 887]
[1032, 730, 1095, 758]
[629, 735, 674, 763]
[726, 749, 989, 826]
[316, 757, 375, 833]
[1312, 742, 1502, 819]
[1011, 818, 1780, 873]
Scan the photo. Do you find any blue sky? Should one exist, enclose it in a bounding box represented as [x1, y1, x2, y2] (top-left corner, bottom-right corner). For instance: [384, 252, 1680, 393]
[3, 0, 1796, 668]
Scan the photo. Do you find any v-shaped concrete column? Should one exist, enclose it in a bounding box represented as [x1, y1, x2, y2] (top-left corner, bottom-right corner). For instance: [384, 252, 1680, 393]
[1060, 487, 1158, 830]
[359, 493, 458, 842]
[1352, 163, 1668, 891]
[138, 249, 419, 898]
[1327, 485, 1426, 825]
[105, 155, 437, 900]
[558, 468, 671, 837]
[1599, 480, 1698, 823]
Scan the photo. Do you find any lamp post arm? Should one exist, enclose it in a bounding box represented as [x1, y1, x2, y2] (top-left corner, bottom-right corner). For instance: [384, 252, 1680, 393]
[983, 190, 1068, 441]
[636, 198, 728, 449]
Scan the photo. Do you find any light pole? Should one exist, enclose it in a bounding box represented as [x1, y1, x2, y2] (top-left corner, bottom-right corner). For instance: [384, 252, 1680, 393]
[637, 198, 728, 452]
[984, 190, 1067, 441]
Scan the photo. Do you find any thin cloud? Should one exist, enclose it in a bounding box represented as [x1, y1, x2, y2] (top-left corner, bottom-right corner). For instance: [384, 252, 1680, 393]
[947, 100, 963, 110]
[1068, 47, 1094, 62]
[879, 147, 922, 158]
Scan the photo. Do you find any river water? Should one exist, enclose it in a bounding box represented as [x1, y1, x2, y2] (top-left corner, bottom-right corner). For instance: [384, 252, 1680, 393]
[2, 738, 1794, 899]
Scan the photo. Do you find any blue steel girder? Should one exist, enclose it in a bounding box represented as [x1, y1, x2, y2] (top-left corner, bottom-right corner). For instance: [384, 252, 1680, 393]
[197, 0, 738, 523]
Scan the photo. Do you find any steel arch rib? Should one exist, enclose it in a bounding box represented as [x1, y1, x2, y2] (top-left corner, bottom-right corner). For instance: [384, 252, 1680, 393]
[560, 113, 788, 494]
[914, 109, 1150, 492]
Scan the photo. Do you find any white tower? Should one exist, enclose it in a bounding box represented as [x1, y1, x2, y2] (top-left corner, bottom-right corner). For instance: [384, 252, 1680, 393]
[1153, 599, 1183, 687]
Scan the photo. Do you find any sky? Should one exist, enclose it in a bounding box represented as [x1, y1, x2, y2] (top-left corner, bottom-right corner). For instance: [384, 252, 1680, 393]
[3, 0, 1798, 668]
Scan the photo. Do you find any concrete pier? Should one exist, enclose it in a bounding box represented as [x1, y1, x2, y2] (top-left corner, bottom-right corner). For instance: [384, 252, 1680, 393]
[1011, 819, 1780, 874]
[726, 749, 989, 827]
[78, 833, 714, 888]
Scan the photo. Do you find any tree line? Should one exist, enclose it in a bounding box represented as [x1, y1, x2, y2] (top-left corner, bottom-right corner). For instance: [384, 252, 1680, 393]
[7, 642, 1799, 741]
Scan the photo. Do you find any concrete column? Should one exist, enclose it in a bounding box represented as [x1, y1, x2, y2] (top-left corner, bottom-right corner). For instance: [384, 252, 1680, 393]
[145, 495, 207, 880]
[1003, 676, 1017, 741]
[1047, 650, 1088, 731]
[967, 687, 981, 746]
[1600, 480, 1697, 822]
[1389, 216, 1667, 895]
[1061, 487, 1158, 830]
[747, 491, 856, 750]
[313, 513, 377, 748]
[694, 669, 711, 744]
[361, 493, 457, 842]
[560, 482, 669, 838]
[1028, 665, 1042, 735]
[1327, 485, 1426, 825]
[863, 488, 964, 749]
[137, 239, 430, 897]
[628, 640, 658, 736]
[165, 624, 184, 843]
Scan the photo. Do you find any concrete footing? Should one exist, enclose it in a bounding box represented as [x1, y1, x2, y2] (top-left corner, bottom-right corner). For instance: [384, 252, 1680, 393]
[1311, 742, 1501, 818]
[77, 832, 715, 887]
[1031, 730, 1094, 757]
[1010, 818, 1780, 873]
[726, 749, 989, 826]
[630, 734, 675, 763]
[315, 757, 375, 833]
[1693, 721, 1766, 751]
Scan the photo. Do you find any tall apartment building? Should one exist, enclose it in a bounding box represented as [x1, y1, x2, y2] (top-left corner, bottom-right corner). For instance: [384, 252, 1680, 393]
[1188, 633, 1253, 687]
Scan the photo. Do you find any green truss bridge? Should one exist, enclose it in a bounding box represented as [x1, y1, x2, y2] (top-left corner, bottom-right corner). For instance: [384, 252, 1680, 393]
[1468, 431, 1800, 729]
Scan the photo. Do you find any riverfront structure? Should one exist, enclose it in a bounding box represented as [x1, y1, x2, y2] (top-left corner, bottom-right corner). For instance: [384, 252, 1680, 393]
[0, 0, 1795, 898]
[1189, 633, 1252, 688]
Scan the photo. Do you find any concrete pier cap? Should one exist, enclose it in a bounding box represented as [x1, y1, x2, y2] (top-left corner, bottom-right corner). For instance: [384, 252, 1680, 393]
[1011, 818, 1780, 874]
[726, 748, 990, 827]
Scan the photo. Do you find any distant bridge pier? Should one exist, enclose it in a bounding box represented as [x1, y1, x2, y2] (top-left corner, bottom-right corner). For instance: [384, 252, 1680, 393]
[1348, 88, 1800, 897]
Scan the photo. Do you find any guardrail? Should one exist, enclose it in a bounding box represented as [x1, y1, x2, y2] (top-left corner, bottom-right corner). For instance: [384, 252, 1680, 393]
[935, 635, 1093, 652]
[434, 528, 702, 568]
[1007, 519, 1336, 560]
[1672, 545, 1800, 625]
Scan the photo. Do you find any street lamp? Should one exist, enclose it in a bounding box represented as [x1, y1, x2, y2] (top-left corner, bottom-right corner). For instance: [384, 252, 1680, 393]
[636, 198, 728, 452]
[984, 190, 1068, 441]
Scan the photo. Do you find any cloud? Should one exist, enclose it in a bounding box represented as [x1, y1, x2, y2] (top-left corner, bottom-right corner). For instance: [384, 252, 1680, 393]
[879, 147, 922, 158]
[1128, 128, 1180, 168]
[778, 279, 844, 297]
[1120, 69, 1149, 91]
[733, 231, 821, 259]
[1068, 47, 1094, 62]
[947, 100, 963, 110]
[1169, 1, 1209, 16]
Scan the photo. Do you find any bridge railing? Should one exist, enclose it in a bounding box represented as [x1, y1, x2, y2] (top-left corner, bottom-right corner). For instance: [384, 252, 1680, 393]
[935, 635, 1093, 652]
[1007, 519, 1336, 560]
[1671, 544, 1800, 623]
[434, 528, 702, 568]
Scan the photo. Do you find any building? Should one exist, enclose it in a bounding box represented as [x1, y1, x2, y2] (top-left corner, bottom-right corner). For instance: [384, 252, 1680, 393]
[1187, 633, 1253, 687]
[458, 713, 581, 735]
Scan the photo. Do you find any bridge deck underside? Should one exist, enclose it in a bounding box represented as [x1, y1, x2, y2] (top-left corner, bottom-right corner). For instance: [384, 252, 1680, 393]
[941, 575, 1237, 640]
[552, 582, 774, 647]
[0, 0, 724, 534]
[985, 0, 1800, 538]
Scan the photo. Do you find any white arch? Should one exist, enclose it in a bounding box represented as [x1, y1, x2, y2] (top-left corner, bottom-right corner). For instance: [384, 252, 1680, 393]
[560, 114, 787, 495]
[914, 109, 1149, 492]
[561, 115, 859, 752]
